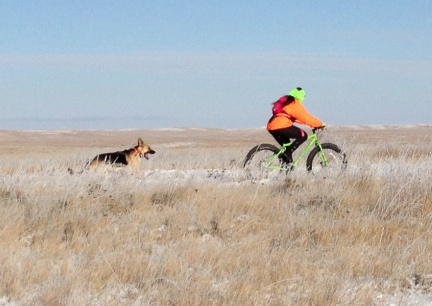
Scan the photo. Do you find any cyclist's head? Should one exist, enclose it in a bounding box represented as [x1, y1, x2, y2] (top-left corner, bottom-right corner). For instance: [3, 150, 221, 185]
[288, 87, 306, 103]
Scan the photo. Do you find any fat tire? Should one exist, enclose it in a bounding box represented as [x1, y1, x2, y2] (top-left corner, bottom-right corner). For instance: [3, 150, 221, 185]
[243, 143, 280, 167]
[243, 143, 290, 181]
[306, 143, 347, 173]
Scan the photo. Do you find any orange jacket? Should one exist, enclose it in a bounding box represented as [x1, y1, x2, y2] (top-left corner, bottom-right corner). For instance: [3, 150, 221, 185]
[267, 99, 323, 131]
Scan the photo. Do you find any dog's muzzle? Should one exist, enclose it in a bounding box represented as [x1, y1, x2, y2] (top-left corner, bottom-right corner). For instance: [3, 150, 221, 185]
[142, 150, 155, 159]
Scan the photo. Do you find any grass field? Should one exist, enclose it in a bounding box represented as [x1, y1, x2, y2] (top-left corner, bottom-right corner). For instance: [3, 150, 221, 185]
[0, 125, 431, 305]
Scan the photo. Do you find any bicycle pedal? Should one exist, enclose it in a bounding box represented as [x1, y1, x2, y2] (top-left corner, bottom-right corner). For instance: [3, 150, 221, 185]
[283, 163, 294, 172]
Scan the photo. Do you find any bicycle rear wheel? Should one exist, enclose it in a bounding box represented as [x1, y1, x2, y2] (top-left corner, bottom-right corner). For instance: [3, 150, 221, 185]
[243, 144, 289, 181]
[306, 143, 347, 177]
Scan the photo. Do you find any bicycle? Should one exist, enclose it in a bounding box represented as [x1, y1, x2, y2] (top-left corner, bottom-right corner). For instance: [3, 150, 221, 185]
[243, 128, 347, 180]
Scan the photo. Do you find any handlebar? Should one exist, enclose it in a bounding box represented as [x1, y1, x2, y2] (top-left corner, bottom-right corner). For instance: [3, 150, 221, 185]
[312, 126, 326, 133]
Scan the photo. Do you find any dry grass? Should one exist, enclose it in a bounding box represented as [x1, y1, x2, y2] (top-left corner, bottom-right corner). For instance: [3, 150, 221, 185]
[0, 126, 431, 305]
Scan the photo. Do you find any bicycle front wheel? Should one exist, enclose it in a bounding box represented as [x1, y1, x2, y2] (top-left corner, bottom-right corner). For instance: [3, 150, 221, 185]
[243, 143, 288, 181]
[306, 143, 347, 177]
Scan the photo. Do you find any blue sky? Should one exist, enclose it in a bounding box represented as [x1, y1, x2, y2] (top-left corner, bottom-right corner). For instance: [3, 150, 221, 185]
[1, 1, 431, 129]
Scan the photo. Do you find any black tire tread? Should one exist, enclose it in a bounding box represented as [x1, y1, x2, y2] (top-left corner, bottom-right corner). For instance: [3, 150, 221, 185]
[243, 143, 280, 168]
[306, 142, 347, 172]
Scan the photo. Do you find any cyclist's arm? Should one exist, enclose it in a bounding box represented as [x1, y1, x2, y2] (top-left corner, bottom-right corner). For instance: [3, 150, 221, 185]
[287, 101, 323, 128]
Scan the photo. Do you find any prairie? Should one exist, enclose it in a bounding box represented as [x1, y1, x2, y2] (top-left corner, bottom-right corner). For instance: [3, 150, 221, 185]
[0, 125, 431, 305]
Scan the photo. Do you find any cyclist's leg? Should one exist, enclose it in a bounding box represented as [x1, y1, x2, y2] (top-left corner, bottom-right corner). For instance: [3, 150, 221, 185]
[269, 127, 301, 163]
[287, 125, 308, 152]
[268, 130, 290, 162]
[270, 126, 308, 162]
[268, 131, 286, 147]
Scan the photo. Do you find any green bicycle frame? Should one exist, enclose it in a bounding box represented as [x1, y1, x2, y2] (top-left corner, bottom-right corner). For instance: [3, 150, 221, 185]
[266, 132, 329, 170]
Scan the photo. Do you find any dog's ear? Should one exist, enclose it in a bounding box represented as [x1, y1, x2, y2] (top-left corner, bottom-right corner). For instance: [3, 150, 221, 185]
[138, 138, 144, 146]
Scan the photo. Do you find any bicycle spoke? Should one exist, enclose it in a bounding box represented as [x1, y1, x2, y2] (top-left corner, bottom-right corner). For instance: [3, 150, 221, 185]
[308, 145, 347, 178]
[244, 145, 289, 181]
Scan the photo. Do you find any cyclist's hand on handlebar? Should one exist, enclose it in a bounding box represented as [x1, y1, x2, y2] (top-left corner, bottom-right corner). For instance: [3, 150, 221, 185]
[312, 124, 327, 133]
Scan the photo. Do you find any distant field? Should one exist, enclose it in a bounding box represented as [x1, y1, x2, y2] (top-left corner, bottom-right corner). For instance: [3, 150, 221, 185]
[0, 125, 431, 305]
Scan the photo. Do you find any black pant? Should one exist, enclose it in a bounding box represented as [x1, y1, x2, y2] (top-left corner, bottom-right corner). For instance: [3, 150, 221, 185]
[269, 126, 308, 163]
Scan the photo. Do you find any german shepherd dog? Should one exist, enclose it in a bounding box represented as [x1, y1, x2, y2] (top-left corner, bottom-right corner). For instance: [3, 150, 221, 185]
[68, 138, 155, 174]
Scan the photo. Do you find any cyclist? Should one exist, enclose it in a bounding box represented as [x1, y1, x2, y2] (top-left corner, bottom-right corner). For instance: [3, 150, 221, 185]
[267, 87, 326, 164]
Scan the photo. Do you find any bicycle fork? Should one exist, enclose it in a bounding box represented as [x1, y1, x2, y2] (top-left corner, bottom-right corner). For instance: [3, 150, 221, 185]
[316, 142, 330, 166]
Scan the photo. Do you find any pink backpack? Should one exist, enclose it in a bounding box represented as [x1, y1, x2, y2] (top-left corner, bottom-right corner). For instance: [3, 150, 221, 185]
[272, 95, 290, 116]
